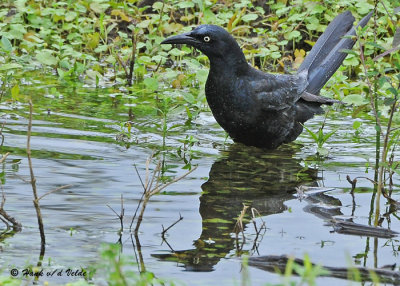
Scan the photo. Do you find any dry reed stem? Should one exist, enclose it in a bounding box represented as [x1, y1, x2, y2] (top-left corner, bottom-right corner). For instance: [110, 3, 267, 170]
[0, 152, 9, 163]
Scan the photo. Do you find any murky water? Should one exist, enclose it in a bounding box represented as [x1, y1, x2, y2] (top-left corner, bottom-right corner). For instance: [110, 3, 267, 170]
[1, 75, 400, 285]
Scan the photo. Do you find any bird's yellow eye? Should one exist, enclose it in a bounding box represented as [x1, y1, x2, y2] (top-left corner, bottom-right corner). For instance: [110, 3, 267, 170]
[203, 36, 211, 42]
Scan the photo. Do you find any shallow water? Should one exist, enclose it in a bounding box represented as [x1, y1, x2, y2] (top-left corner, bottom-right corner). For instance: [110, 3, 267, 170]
[1, 76, 400, 285]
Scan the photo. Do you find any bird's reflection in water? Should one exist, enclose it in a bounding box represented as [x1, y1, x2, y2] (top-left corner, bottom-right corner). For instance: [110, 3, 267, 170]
[153, 143, 340, 271]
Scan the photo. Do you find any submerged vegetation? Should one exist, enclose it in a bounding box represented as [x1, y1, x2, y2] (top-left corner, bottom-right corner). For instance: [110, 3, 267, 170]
[0, 0, 400, 285]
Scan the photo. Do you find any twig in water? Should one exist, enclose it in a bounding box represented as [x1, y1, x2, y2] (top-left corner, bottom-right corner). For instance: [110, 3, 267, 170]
[37, 184, 72, 201]
[107, 194, 125, 235]
[27, 100, 46, 247]
[116, 53, 129, 79]
[250, 208, 267, 254]
[130, 153, 197, 235]
[346, 175, 358, 193]
[0, 187, 21, 231]
[161, 213, 183, 240]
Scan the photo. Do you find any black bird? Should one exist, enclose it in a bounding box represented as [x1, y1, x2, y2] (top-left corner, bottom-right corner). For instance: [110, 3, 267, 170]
[161, 11, 372, 149]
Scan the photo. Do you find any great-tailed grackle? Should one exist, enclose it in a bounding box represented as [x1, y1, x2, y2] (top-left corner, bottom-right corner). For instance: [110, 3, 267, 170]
[161, 11, 372, 149]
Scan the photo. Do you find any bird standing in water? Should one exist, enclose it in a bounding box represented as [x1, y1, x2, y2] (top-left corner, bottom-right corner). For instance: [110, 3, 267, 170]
[161, 11, 372, 149]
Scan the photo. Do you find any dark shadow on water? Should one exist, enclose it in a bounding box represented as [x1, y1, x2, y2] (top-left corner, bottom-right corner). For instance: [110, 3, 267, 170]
[152, 143, 343, 271]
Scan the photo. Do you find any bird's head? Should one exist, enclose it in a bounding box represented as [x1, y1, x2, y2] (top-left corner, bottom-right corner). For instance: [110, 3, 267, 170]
[161, 25, 244, 63]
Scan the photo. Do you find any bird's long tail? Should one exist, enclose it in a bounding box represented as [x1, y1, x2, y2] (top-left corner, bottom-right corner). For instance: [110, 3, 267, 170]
[298, 11, 373, 95]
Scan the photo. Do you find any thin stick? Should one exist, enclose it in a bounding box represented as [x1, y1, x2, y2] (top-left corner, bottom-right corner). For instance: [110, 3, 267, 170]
[161, 213, 183, 239]
[150, 166, 197, 196]
[129, 164, 148, 230]
[27, 100, 45, 246]
[0, 187, 21, 231]
[37, 184, 72, 201]
[133, 159, 197, 235]
[116, 53, 129, 78]
[107, 194, 125, 234]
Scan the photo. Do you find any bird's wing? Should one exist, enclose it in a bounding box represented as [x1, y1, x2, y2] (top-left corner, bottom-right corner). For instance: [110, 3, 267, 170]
[248, 71, 308, 111]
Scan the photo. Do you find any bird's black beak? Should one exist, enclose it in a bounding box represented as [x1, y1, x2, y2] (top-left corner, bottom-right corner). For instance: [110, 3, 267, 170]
[161, 32, 198, 45]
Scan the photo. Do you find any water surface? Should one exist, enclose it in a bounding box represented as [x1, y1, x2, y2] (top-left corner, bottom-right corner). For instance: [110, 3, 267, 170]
[1, 75, 399, 285]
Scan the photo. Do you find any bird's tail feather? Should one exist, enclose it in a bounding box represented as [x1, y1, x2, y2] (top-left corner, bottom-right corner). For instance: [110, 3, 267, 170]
[299, 11, 373, 95]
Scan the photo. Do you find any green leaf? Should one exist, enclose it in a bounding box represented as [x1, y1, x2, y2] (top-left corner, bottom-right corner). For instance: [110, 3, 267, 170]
[90, 2, 110, 14]
[152, 2, 164, 11]
[340, 49, 358, 56]
[302, 125, 319, 142]
[286, 30, 301, 40]
[197, 69, 208, 84]
[177, 1, 194, 8]
[241, 14, 258, 23]
[1, 36, 12, 52]
[387, 87, 398, 97]
[366, 41, 385, 50]
[342, 94, 368, 106]
[322, 129, 338, 143]
[65, 11, 77, 22]
[36, 50, 58, 66]
[11, 84, 20, 100]
[168, 48, 186, 57]
[143, 77, 158, 92]
[0, 63, 23, 71]
[183, 93, 195, 104]
[352, 121, 362, 129]
[355, 1, 374, 14]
